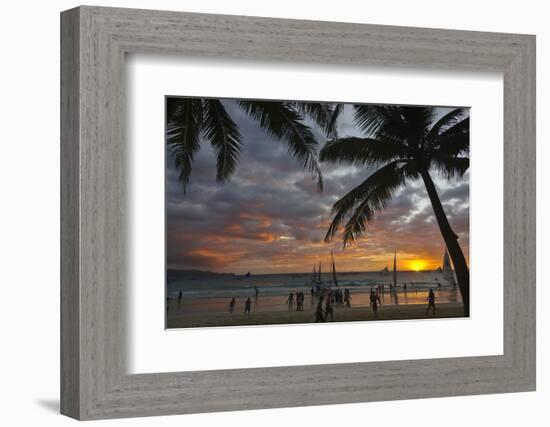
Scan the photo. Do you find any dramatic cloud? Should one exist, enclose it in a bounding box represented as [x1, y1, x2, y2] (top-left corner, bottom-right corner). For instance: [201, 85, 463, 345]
[166, 100, 469, 274]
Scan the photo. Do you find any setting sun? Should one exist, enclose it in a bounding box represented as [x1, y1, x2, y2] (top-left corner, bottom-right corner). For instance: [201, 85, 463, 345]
[408, 260, 428, 271]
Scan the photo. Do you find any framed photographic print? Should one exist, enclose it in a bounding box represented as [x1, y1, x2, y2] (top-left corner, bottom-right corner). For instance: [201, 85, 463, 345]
[61, 6, 536, 420]
[164, 96, 470, 329]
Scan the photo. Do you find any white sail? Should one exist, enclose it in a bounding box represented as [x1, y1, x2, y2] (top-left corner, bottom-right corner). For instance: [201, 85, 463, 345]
[392, 252, 397, 288]
[442, 249, 457, 287]
[331, 251, 338, 287]
[312, 264, 317, 282]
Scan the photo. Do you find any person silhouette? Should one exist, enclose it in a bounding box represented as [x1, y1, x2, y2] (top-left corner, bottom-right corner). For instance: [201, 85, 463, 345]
[371, 291, 379, 318]
[315, 297, 325, 322]
[287, 293, 295, 311]
[296, 292, 304, 311]
[344, 289, 351, 308]
[325, 296, 334, 321]
[244, 297, 251, 315]
[426, 288, 436, 314]
[229, 297, 236, 314]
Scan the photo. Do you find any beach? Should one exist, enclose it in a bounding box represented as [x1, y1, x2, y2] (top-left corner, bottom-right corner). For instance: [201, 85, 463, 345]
[166, 269, 464, 328]
[167, 301, 464, 328]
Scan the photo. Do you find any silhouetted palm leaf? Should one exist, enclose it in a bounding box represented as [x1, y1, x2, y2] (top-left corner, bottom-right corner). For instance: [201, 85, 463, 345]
[201, 99, 242, 182]
[402, 106, 436, 139]
[295, 102, 336, 137]
[166, 98, 203, 193]
[353, 105, 406, 138]
[430, 117, 470, 157]
[427, 107, 467, 142]
[324, 161, 408, 245]
[329, 103, 344, 137]
[320, 136, 408, 166]
[432, 156, 469, 179]
[238, 100, 323, 190]
[166, 98, 325, 192]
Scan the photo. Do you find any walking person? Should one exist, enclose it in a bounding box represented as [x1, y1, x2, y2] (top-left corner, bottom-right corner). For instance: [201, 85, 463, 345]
[344, 288, 351, 308]
[178, 290, 182, 303]
[315, 297, 325, 322]
[229, 297, 236, 314]
[370, 290, 379, 318]
[287, 293, 295, 311]
[325, 295, 334, 321]
[426, 288, 436, 314]
[244, 297, 251, 315]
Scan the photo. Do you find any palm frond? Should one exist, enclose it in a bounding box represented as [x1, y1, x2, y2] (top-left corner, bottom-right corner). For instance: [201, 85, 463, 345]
[201, 99, 243, 182]
[166, 98, 204, 192]
[427, 108, 467, 142]
[431, 156, 469, 179]
[320, 137, 408, 166]
[326, 103, 344, 138]
[353, 105, 415, 143]
[353, 105, 392, 136]
[238, 100, 323, 190]
[401, 107, 436, 139]
[295, 102, 336, 138]
[430, 117, 470, 157]
[324, 161, 409, 245]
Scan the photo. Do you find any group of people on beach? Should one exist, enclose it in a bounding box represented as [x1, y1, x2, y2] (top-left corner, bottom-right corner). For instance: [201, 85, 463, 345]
[310, 286, 353, 307]
[312, 287, 354, 322]
[166, 278, 440, 319]
[229, 296, 252, 315]
[171, 283, 437, 319]
[287, 292, 306, 311]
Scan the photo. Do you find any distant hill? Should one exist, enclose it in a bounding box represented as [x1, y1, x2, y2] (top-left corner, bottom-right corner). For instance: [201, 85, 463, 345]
[167, 269, 235, 280]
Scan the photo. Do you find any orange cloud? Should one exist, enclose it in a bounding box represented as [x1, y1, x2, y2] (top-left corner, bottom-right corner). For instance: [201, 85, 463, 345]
[238, 213, 272, 228]
[184, 248, 242, 268]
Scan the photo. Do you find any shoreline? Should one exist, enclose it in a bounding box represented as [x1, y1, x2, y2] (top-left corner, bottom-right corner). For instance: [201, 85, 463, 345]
[167, 302, 465, 329]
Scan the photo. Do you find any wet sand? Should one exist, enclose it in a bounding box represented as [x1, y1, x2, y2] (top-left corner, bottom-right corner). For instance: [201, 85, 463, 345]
[167, 302, 465, 329]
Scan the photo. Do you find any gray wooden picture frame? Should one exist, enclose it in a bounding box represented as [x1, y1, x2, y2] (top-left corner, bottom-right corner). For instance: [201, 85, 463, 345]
[60, 5, 536, 420]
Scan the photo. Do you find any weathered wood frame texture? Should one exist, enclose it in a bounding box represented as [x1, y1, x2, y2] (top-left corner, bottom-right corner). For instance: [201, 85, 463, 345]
[60, 5, 536, 420]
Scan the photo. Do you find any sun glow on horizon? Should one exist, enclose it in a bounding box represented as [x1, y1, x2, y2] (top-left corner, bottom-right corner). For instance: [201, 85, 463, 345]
[407, 259, 428, 272]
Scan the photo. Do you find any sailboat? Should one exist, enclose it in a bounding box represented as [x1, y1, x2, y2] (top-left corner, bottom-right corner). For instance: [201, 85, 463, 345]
[309, 259, 331, 296]
[331, 251, 338, 287]
[442, 249, 457, 288]
[392, 252, 397, 289]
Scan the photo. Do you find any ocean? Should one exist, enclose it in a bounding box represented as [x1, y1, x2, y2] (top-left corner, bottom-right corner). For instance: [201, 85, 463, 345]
[167, 270, 463, 315]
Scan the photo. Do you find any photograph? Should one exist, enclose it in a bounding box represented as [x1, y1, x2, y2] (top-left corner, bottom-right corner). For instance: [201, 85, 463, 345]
[165, 97, 470, 329]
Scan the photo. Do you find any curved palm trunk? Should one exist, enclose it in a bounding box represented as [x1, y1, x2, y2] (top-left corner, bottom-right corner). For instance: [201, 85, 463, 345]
[420, 170, 470, 316]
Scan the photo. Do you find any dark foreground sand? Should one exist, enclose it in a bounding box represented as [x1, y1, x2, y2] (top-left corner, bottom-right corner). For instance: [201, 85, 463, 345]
[167, 302, 465, 329]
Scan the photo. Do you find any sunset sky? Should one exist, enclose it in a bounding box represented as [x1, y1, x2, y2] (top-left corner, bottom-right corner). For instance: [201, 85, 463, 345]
[166, 99, 470, 274]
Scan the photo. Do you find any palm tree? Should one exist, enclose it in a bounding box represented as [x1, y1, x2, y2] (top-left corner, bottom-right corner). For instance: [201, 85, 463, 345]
[166, 98, 338, 193]
[320, 106, 470, 316]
